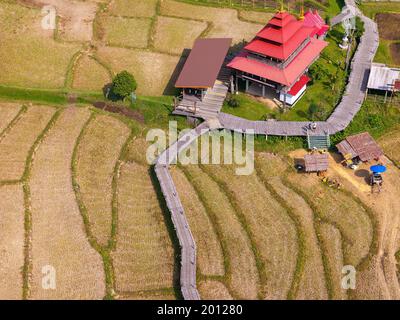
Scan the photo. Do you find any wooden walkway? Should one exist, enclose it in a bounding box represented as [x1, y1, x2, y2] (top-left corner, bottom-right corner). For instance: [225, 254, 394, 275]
[154, 0, 379, 300]
[154, 122, 211, 300]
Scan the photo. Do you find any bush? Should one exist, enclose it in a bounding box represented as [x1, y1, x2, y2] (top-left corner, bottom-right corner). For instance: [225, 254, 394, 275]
[111, 70, 137, 100]
[227, 95, 240, 108]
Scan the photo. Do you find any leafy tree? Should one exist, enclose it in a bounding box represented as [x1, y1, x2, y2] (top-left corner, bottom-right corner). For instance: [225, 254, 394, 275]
[111, 70, 137, 100]
[308, 102, 319, 120]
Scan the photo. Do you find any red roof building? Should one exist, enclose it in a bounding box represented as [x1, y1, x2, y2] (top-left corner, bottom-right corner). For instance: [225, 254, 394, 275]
[228, 10, 328, 106]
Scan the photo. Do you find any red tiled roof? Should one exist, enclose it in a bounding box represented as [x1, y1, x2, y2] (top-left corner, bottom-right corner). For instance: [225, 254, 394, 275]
[304, 10, 329, 37]
[245, 26, 314, 60]
[288, 74, 310, 95]
[228, 37, 327, 86]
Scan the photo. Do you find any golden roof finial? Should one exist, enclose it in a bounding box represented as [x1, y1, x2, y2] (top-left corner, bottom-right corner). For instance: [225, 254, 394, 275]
[299, 0, 305, 20]
[279, 0, 285, 13]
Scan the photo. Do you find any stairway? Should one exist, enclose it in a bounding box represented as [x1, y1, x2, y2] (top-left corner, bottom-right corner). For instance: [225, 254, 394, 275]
[307, 134, 331, 150]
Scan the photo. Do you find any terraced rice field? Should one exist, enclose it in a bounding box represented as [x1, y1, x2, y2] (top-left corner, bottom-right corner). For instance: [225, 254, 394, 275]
[0, 105, 55, 181]
[102, 16, 152, 48]
[75, 114, 130, 246]
[112, 161, 175, 293]
[29, 107, 105, 299]
[0, 184, 25, 299]
[72, 55, 111, 91]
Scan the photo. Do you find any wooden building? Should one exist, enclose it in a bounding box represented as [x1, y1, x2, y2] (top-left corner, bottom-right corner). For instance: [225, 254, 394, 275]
[336, 132, 383, 162]
[174, 38, 232, 118]
[304, 153, 329, 173]
[227, 10, 329, 107]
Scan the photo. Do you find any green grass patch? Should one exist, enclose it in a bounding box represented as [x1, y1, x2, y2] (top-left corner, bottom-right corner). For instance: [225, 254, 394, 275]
[221, 93, 277, 121]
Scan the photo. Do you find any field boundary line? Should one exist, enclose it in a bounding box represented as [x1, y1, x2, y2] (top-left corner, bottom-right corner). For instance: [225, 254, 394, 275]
[200, 165, 266, 299]
[0, 104, 27, 143]
[109, 131, 137, 251]
[281, 174, 349, 300]
[21, 106, 62, 299]
[71, 112, 115, 299]
[180, 166, 237, 298]
[253, 162, 307, 300]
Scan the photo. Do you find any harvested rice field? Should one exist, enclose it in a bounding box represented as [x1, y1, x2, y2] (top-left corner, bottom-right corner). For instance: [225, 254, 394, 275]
[75, 114, 130, 246]
[101, 16, 152, 48]
[29, 107, 105, 299]
[153, 16, 208, 55]
[0, 184, 25, 300]
[72, 55, 111, 91]
[112, 161, 174, 293]
[108, 0, 158, 18]
[0, 103, 23, 134]
[0, 105, 55, 181]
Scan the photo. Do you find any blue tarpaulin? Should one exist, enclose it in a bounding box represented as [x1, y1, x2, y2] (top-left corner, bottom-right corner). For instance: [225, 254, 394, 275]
[370, 165, 387, 173]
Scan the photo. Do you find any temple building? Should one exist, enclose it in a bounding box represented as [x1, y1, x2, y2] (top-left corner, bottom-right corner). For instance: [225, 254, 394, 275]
[228, 9, 329, 107]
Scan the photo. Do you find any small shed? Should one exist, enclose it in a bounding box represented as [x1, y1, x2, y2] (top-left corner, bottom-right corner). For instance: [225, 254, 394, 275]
[304, 153, 329, 173]
[367, 63, 400, 92]
[336, 132, 383, 162]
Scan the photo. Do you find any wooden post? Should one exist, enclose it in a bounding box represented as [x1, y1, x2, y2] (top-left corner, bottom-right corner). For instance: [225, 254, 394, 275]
[235, 76, 239, 94]
[245, 79, 249, 92]
[262, 85, 265, 98]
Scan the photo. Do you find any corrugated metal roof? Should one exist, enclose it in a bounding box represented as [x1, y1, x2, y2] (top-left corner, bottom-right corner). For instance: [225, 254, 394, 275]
[336, 132, 383, 162]
[304, 153, 329, 172]
[367, 63, 400, 91]
[175, 38, 232, 88]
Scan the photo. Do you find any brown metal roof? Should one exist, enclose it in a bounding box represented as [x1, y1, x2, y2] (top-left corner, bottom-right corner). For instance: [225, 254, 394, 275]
[336, 132, 383, 162]
[175, 38, 232, 89]
[304, 153, 329, 172]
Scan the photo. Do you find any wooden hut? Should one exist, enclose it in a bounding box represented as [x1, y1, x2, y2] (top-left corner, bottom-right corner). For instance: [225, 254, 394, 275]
[304, 153, 329, 173]
[336, 132, 383, 162]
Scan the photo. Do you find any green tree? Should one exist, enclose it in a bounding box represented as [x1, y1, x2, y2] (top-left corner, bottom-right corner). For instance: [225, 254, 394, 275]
[111, 70, 137, 100]
[308, 102, 319, 121]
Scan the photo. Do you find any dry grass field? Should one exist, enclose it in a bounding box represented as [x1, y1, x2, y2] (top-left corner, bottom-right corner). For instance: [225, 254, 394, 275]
[72, 55, 111, 91]
[0, 105, 55, 181]
[238, 10, 274, 23]
[170, 167, 225, 277]
[255, 155, 328, 299]
[75, 114, 130, 246]
[160, 0, 263, 44]
[96, 46, 182, 96]
[0, 184, 25, 300]
[153, 16, 208, 55]
[102, 16, 152, 48]
[112, 161, 175, 293]
[1, 0, 270, 95]
[205, 164, 298, 300]
[183, 165, 259, 299]
[198, 280, 233, 300]
[108, 0, 158, 18]
[0, 103, 23, 134]
[0, 2, 81, 88]
[29, 107, 105, 299]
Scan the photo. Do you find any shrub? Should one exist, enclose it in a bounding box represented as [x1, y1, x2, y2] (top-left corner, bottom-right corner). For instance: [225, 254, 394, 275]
[111, 70, 137, 100]
[227, 95, 240, 108]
